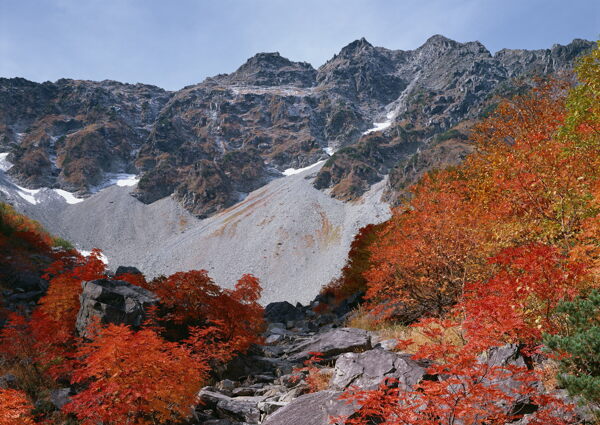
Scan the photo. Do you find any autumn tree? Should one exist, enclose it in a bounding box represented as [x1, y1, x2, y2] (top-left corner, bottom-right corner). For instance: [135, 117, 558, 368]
[143, 270, 264, 361]
[320, 223, 386, 305]
[64, 324, 207, 425]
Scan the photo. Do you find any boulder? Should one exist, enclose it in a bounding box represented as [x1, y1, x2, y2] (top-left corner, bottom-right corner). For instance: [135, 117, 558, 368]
[114, 265, 143, 276]
[331, 348, 426, 390]
[216, 396, 262, 424]
[265, 301, 304, 324]
[287, 327, 371, 361]
[262, 390, 356, 425]
[0, 374, 18, 389]
[75, 279, 158, 337]
[258, 400, 288, 415]
[478, 345, 540, 415]
[199, 389, 263, 423]
[50, 388, 71, 409]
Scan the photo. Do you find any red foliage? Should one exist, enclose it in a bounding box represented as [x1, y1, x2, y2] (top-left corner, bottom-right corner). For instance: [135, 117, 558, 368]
[64, 324, 206, 425]
[292, 352, 331, 393]
[320, 223, 386, 304]
[0, 389, 35, 425]
[340, 318, 577, 425]
[462, 244, 587, 353]
[144, 270, 264, 361]
[114, 271, 147, 287]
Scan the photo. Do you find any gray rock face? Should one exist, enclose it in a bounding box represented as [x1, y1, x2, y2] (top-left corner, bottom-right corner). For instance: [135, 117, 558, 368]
[264, 301, 305, 324]
[287, 327, 372, 361]
[114, 265, 143, 276]
[1, 37, 592, 218]
[49, 388, 71, 409]
[331, 348, 426, 390]
[75, 279, 158, 336]
[262, 390, 355, 425]
[198, 389, 263, 424]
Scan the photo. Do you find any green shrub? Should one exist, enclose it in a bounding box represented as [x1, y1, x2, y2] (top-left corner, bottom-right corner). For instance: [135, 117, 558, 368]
[544, 290, 600, 409]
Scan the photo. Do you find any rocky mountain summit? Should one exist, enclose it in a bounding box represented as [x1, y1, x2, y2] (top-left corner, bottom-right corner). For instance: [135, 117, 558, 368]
[0, 36, 593, 216]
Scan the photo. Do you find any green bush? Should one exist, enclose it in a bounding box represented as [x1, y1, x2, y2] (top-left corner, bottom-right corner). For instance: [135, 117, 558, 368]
[544, 290, 600, 409]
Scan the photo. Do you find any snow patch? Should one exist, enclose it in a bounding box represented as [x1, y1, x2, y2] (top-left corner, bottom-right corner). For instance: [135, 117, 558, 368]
[15, 185, 41, 205]
[362, 72, 422, 136]
[324, 147, 335, 156]
[54, 189, 84, 204]
[0, 153, 13, 172]
[113, 174, 140, 187]
[363, 119, 393, 135]
[92, 173, 140, 191]
[79, 249, 109, 265]
[282, 160, 325, 176]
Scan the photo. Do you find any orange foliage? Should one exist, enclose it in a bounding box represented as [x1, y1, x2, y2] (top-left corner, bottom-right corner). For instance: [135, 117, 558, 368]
[114, 271, 147, 287]
[0, 389, 35, 425]
[320, 223, 385, 304]
[144, 271, 264, 360]
[64, 324, 206, 425]
[364, 78, 599, 322]
[365, 172, 495, 320]
[341, 318, 576, 425]
[292, 352, 331, 393]
[462, 244, 588, 353]
[29, 249, 106, 378]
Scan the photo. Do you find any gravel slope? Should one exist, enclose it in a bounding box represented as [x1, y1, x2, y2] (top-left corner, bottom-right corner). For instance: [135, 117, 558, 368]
[1, 164, 390, 304]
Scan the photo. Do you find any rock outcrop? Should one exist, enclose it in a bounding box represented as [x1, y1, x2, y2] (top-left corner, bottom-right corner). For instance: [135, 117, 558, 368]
[75, 278, 158, 337]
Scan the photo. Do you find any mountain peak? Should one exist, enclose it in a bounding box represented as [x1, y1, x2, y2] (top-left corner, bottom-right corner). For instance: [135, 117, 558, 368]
[238, 52, 293, 71]
[420, 34, 456, 49]
[338, 37, 374, 57]
[222, 51, 316, 87]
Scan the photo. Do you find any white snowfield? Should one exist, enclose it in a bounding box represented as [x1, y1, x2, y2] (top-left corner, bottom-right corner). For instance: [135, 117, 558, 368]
[0, 153, 13, 172]
[112, 174, 140, 187]
[0, 153, 139, 206]
[4, 160, 390, 305]
[324, 147, 335, 156]
[54, 189, 84, 204]
[363, 119, 393, 135]
[16, 186, 42, 205]
[282, 160, 326, 176]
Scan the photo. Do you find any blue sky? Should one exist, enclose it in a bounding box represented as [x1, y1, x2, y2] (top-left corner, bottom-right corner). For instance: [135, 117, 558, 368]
[1, 0, 598, 90]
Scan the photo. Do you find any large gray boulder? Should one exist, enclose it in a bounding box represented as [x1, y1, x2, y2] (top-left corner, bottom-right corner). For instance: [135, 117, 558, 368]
[262, 390, 355, 425]
[287, 327, 372, 362]
[264, 301, 304, 324]
[198, 389, 262, 424]
[75, 279, 158, 337]
[331, 348, 426, 390]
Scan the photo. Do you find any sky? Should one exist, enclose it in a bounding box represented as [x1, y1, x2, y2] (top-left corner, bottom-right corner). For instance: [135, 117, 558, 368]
[0, 0, 598, 91]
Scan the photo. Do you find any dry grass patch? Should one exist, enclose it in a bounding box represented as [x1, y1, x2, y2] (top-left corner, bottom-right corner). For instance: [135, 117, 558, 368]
[346, 306, 464, 354]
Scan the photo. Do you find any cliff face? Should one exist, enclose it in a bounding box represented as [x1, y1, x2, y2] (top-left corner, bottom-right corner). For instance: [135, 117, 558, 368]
[0, 37, 593, 216]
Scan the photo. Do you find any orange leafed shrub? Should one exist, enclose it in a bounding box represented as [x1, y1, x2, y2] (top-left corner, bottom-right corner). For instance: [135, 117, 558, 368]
[64, 324, 207, 425]
[291, 352, 331, 393]
[0, 389, 35, 425]
[462, 244, 588, 353]
[29, 249, 107, 378]
[365, 172, 496, 321]
[144, 270, 264, 361]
